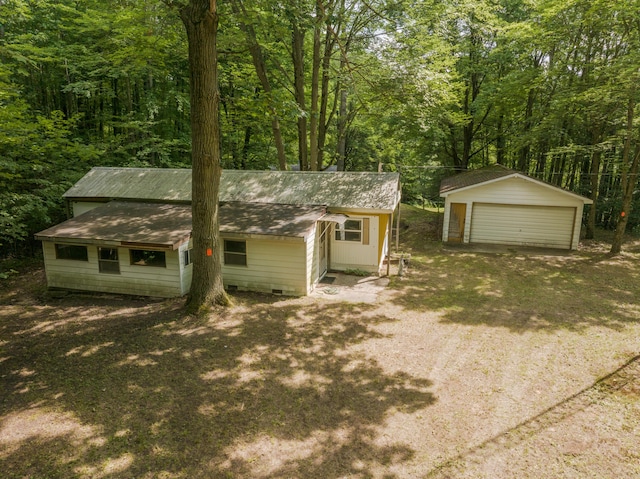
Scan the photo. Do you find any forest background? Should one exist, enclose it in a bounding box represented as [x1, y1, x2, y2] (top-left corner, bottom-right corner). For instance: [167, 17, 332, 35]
[1, 0, 639, 256]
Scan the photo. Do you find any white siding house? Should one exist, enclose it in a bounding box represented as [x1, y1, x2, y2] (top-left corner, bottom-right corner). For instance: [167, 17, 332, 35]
[35, 202, 193, 297]
[36, 168, 401, 297]
[440, 165, 593, 250]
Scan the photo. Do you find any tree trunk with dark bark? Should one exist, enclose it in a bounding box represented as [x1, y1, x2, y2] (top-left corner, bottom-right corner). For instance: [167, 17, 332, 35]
[292, 22, 308, 171]
[179, 0, 228, 311]
[610, 96, 640, 255]
[309, 4, 322, 171]
[229, 0, 287, 170]
[586, 143, 602, 239]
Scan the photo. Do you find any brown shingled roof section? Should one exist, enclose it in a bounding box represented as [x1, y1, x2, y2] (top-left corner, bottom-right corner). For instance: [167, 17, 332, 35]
[34, 201, 192, 249]
[35, 201, 326, 247]
[439, 165, 515, 194]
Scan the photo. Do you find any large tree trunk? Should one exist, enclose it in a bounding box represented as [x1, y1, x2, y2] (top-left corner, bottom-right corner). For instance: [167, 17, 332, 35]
[309, 4, 323, 171]
[292, 22, 308, 171]
[229, 0, 287, 170]
[517, 87, 536, 172]
[336, 73, 347, 172]
[180, 0, 228, 311]
[461, 83, 473, 170]
[610, 96, 640, 255]
[585, 146, 602, 239]
[317, 23, 335, 170]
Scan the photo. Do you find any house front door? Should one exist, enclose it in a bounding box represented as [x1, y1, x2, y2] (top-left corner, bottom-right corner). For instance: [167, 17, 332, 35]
[319, 224, 328, 276]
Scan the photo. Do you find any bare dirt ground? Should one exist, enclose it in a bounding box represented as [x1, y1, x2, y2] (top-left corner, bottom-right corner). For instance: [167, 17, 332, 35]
[1, 206, 639, 478]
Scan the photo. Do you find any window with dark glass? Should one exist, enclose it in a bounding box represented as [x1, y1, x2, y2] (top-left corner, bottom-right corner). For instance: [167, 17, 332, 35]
[130, 249, 166, 267]
[183, 248, 193, 266]
[224, 240, 247, 266]
[98, 247, 120, 274]
[55, 244, 88, 261]
[335, 219, 362, 242]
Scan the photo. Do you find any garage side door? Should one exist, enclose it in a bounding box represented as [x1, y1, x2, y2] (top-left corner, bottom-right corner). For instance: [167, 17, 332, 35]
[470, 203, 576, 249]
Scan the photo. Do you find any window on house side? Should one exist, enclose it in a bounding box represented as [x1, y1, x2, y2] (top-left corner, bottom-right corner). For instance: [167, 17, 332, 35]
[335, 219, 362, 242]
[98, 247, 120, 274]
[224, 240, 247, 266]
[130, 249, 166, 267]
[183, 248, 193, 266]
[55, 244, 88, 261]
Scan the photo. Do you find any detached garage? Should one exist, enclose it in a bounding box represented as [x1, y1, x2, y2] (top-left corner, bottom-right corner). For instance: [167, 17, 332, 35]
[440, 165, 593, 250]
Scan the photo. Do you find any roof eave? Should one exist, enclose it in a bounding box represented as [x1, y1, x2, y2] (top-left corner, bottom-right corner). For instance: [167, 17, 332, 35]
[34, 235, 187, 250]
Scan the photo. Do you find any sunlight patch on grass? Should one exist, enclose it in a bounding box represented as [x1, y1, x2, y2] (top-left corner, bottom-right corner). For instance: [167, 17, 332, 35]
[65, 342, 115, 357]
[473, 277, 503, 298]
[181, 348, 209, 358]
[75, 452, 134, 478]
[148, 348, 177, 356]
[165, 325, 211, 337]
[200, 369, 231, 381]
[215, 430, 344, 478]
[236, 370, 266, 383]
[116, 354, 158, 367]
[613, 302, 640, 321]
[279, 370, 332, 391]
[0, 408, 105, 458]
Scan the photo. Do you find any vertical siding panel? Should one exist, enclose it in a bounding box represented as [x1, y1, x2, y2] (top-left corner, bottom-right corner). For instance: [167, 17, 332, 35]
[362, 218, 370, 245]
[221, 238, 307, 295]
[330, 215, 379, 272]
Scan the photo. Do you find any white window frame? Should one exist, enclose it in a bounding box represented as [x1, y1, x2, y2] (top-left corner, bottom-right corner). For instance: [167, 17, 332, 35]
[335, 219, 362, 242]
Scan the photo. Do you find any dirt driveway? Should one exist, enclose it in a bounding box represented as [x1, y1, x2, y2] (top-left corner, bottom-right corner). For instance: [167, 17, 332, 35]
[1, 231, 639, 478]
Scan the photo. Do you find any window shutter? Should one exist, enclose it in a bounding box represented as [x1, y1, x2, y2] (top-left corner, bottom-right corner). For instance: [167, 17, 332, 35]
[362, 218, 370, 245]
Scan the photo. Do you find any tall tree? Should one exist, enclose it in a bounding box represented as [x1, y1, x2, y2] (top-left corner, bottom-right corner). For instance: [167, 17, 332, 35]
[228, 0, 288, 170]
[178, 0, 228, 309]
[610, 93, 640, 254]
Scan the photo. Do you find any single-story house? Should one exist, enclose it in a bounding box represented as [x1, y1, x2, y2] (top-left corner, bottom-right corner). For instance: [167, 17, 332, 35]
[440, 165, 593, 250]
[36, 168, 401, 297]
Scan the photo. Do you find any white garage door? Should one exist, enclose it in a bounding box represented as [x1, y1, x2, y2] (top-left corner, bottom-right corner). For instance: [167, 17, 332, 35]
[470, 203, 576, 249]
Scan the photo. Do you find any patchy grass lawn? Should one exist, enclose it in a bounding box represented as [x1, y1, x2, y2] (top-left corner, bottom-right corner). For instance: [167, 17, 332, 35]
[1, 205, 639, 478]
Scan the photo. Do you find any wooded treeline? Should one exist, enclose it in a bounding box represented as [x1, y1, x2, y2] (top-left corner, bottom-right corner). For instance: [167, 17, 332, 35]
[1, 0, 639, 255]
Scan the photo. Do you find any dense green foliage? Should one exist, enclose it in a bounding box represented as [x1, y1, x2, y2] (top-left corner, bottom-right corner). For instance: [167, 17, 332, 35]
[1, 0, 639, 256]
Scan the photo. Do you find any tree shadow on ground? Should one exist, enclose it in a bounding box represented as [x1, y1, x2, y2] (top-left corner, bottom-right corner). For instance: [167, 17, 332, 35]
[0, 288, 435, 478]
[423, 353, 640, 479]
[389, 242, 640, 333]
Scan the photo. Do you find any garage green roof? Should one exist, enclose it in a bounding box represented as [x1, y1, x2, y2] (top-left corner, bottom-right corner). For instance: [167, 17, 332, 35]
[64, 168, 401, 212]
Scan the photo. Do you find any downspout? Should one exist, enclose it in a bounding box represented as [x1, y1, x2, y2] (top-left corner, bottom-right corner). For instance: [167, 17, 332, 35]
[395, 182, 402, 252]
[386, 211, 393, 276]
[395, 201, 401, 252]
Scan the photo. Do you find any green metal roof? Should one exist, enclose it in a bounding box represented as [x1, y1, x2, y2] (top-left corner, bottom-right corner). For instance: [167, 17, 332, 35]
[63, 168, 192, 203]
[64, 168, 401, 212]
